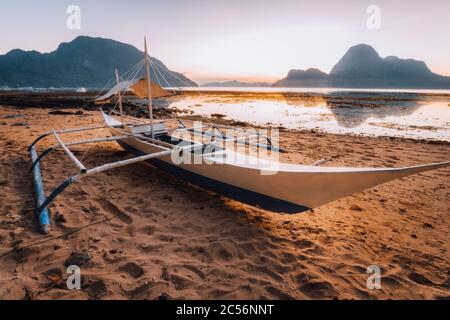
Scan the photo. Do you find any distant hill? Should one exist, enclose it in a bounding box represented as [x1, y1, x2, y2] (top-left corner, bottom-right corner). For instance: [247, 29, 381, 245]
[273, 44, 450, 89]
[203, 80, 272, 87]
[0, 36, 197, 89]
[273, 68, 331, 88]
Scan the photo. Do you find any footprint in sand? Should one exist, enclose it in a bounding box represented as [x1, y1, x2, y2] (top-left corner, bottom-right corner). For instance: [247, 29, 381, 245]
[265, 285, 295, 300]
[97, 198, 133, 224]
[299, 281, 337, 299]
[168, 273, 194, 291]
[178, 264, 205, 280]
[381, 275, 403, 289]
[408, 272, 436, 286]
[123, 281, 153, 299]
[141, 225, 156, 235]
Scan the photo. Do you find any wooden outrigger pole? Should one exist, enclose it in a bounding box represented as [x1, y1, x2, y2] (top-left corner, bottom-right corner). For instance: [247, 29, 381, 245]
[29, 145, 51, 234]
[28, 124, 117, 234]
[28, 121, 207, 234]
[115, 68, 125, 125]
[144, 37, 154, 138]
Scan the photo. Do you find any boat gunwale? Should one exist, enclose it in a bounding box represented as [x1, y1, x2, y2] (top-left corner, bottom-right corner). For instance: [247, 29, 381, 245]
[104, 111, 450, 175]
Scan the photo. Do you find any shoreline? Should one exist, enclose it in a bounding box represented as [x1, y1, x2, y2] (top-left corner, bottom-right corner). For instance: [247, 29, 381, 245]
[1, 100, 449, 146]
[170, 112, 450, 146]
[2, 87, 450, 96]
[1, 89, 450, 107]
[1, 104, 449, 150]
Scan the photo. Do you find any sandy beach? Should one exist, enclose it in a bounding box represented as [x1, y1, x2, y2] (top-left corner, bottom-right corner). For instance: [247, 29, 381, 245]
[0, 102, 449, 300]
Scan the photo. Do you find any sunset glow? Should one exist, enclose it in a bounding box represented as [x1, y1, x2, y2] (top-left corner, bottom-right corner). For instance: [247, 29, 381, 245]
[1, 0, 449, 83]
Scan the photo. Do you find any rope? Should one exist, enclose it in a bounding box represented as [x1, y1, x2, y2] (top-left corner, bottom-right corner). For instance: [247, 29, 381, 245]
[150, 61, 163, 87]
[93, 77, 116, 100]
[150, 58, 177, 94]
[150, 57, 201, 93]
[120, 59, 145, 83]
[110, 60, 145, 115]
[94, 58, 145, 101]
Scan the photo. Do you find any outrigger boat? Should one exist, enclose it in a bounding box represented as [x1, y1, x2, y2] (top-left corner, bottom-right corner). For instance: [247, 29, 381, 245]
[29, 38, 450, 234]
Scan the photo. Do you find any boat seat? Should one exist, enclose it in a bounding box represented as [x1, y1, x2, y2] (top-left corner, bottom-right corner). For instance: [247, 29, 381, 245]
[130, 123, 166, 135]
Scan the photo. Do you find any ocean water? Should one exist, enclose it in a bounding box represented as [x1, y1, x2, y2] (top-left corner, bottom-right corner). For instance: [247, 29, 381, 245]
[167, 88, 450, 142]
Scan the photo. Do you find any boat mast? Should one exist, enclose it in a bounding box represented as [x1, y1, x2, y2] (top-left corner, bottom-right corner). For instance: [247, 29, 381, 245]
[114, 69, 125, 126]
[144, 37, 154, 138]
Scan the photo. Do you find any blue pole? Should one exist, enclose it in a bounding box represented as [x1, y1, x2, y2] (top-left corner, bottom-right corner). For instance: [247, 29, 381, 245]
[30, 146, 51, 234]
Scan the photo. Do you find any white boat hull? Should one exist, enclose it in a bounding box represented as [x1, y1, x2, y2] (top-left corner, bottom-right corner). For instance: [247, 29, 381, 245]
[103, 112, 450, 213]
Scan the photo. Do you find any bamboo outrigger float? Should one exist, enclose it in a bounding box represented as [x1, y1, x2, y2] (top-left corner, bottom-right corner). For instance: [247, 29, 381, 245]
[29, 38, 450, 234]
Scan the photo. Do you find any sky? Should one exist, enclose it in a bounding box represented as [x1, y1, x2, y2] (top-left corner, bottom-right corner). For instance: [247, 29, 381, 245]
[1, 0, 449, 84]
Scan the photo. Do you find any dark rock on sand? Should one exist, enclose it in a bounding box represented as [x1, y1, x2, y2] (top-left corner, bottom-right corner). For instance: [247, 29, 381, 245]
[118, 262, 144, 279]
[161, 266, 170, 281]
[3, 114, 25, 119]
[48, 110, 75, 115]
[65, 252, 92, 266]
[43, 267, 62, 280]
[211, 113, 227, 119]
[42, 268, 66, 288]
[86, 280, 107, 298]
[13, 248, 33, 263]
[158, 292, 170, 300]
[23, 287, 34, 300]
[349, 204, 364, 211]
[55, 212, 67, 223]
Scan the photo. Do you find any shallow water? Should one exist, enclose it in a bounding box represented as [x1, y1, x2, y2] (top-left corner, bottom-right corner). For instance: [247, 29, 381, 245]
[167, 91, 450, 142]
[177, 86, 450, 95]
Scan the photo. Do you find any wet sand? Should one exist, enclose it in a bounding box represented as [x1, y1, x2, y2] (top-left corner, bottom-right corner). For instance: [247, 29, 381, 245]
[0, 105, 449, 300]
